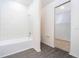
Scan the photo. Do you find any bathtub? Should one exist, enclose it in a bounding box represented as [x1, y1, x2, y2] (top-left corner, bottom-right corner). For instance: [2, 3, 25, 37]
[0, 37, 33, 57]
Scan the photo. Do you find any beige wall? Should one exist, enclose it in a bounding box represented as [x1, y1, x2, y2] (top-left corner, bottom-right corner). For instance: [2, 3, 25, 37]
[41, 3, 55, 47]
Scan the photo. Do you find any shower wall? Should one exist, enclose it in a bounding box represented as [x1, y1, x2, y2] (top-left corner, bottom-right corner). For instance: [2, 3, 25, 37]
[0, 0, 31, 41]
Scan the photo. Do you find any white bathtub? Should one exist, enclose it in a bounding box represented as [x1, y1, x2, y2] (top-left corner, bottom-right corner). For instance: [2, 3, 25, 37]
[0, 37, 33, 57]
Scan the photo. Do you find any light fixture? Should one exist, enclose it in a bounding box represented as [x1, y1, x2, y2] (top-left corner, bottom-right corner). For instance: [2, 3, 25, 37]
[60, 6, 64, 9]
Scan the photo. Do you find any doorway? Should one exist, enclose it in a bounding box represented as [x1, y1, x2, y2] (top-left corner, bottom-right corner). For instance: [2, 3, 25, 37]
[54, 1, 71, 52]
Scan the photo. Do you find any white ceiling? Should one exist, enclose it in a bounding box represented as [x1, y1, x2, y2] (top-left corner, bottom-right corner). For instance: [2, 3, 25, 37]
[0, 0, 54, 7]
[11, 0, 33, 6]
[0, 0, 33, 6]
[41, 0, 55, 7]
[14, 0, 55, 7]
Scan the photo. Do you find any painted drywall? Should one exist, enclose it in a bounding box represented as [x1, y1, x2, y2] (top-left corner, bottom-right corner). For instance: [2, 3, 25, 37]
[70, 0, 79, 57]
[41, 0, 70, 48]
[42, 3, 54, 47]
[0, 1, 31, 41]
[29, 0, 41, 52]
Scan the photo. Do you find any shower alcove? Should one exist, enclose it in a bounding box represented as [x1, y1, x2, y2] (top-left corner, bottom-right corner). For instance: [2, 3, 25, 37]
[0, 0, 41, 57]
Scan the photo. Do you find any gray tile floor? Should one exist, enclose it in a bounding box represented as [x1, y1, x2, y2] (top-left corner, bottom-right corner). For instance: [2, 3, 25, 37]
[4, 43, 75, 58]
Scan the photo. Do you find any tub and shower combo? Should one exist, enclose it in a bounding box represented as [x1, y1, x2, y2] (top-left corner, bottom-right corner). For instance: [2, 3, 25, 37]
[0, 37, 32, 57]
[0, 0, 36, 57]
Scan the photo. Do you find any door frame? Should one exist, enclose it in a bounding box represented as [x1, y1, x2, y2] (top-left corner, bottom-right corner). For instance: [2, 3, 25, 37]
[54, 0, 71, 52]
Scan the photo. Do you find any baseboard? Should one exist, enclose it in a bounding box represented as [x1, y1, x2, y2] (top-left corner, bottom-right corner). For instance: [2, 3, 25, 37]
[34, 48, 41, 52]
[69, 52, 78, 58]
[41, 41, 55, 48]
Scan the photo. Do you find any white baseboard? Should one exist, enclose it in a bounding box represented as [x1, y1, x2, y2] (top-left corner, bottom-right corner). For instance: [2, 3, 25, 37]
[69, 52, 77, 58]
[34, 48, 41, 52]
[41, 41, 55, 48]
